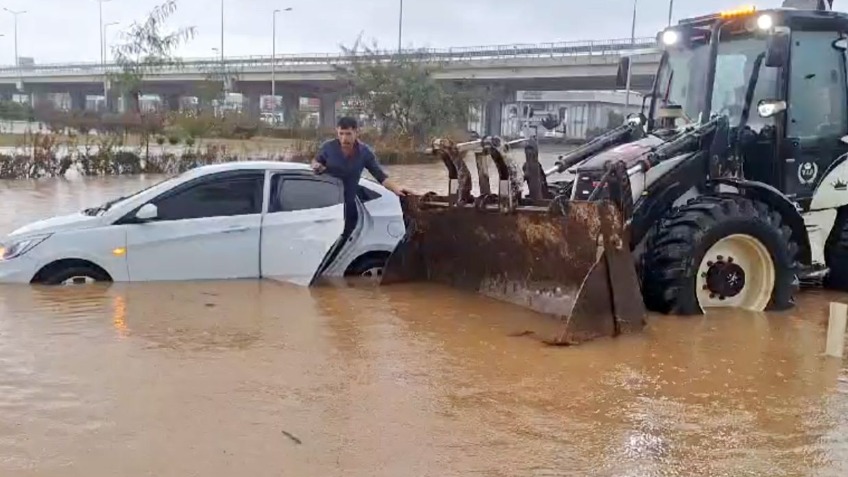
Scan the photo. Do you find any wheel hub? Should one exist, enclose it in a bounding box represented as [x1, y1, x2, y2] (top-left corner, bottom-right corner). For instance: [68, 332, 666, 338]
[360, 267, 383, 279]
[704, 256, 746, 299]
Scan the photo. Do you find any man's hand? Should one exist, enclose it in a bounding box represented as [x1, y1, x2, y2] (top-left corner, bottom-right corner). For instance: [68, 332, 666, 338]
[392, 186, 413, 197]
[311, 159, 326, 174]
[383, 179, 413, 197]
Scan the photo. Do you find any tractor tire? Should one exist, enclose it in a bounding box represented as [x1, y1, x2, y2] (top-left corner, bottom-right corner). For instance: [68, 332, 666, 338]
[824, 208, 848, 290]
[641, 194, 799, 315]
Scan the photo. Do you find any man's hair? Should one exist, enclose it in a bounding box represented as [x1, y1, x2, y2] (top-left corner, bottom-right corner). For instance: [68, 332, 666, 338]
[336, 116, 358, 130]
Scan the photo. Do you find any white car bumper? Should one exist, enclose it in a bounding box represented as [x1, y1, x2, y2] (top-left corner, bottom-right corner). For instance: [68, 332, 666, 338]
[0, 256, 39, 283]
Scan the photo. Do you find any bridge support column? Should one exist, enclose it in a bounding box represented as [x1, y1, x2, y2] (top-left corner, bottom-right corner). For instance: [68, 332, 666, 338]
[320, 93, 338, 129]
[70, 91, 87, 111]
[164, 93, 182, 112]
[123, 93, 140, 113]
[105, 90, 121, 113]
[282, 91, 299, 126]
[485, 99, 503, 137]
[31, 92, 54, 111]
[244, 93, 261, 118]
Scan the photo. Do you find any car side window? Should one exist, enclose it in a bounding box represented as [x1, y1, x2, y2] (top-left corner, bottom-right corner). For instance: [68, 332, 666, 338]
[154, 173, 264, 220]
[270, 176, 343, 212]
[357, 184, 381, 203]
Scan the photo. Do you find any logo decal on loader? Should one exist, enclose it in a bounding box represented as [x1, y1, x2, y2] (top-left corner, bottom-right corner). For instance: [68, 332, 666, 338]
[833, 178, 848, 191]
[798, 161, 819, 185]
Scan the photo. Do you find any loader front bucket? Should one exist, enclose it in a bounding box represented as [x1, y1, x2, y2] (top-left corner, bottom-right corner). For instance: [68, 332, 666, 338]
[381, 194, 647, 345]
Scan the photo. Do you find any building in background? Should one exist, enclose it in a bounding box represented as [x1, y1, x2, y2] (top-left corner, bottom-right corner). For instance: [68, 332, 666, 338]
[468, 90, 646, 141]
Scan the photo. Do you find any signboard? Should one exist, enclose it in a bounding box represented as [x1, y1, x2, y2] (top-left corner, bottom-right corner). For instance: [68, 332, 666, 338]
[517, 90, 544, 101]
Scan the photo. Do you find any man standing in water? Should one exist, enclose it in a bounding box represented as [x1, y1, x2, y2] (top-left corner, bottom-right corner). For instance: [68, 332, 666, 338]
[311, 116, 412, 234]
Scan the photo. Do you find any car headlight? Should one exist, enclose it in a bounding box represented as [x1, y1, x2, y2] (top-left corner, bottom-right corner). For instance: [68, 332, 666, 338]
[0, 234, 51, 261]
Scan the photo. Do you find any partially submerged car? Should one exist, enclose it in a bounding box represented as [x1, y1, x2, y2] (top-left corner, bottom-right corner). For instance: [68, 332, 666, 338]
[0, 161, 405, 285]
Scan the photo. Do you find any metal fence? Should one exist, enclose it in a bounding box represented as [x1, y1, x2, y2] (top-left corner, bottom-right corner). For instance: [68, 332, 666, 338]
[0, 37, 658, 78]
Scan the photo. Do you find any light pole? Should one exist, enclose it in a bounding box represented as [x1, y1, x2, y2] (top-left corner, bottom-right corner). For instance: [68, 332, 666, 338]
[220, 0, 225, 79]
[397, 0, 403, 53]
[103, 21, 118, 110]
[624, 0, 637, 110]
[272, 7, 292, 101]
[103, 22, 118, 57]
[667, 0, 674, 26]
[98, 1, 112, 68]
[212, 47, 223, 108]
[3, 7, 26, 84]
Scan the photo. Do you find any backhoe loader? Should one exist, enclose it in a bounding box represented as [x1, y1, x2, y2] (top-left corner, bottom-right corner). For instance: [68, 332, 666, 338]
[381, 0, 848, 345]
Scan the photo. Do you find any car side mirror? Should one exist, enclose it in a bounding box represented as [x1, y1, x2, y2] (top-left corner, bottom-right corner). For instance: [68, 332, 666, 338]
[757, 99, 787, 118]
[135, 203, 158, 222]
[765, 26, 790, 67]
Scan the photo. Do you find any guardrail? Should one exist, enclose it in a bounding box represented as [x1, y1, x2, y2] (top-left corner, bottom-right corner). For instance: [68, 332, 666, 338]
[0, 37, 658, 78]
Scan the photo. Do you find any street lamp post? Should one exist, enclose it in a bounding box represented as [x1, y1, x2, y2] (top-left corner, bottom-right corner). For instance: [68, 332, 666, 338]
[3, 7, 26, 86]
[624, 0, 637, 110]
[272, 7, 292, 102]
[212, 47, 223, 107]
[220, 0, 225, 87]
[103, 21, 118, 111]
[667, 0, 674, 26]
[98, 1, 112, 68]
[397, 0, 403, 53]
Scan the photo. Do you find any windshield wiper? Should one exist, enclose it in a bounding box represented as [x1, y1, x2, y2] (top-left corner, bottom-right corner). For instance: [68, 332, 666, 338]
[82, 195, 127, 216]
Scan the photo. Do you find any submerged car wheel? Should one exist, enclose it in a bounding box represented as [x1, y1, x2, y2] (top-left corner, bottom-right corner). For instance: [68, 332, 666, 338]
[40, 265, 112, 286]
[345, 255, 387, 281]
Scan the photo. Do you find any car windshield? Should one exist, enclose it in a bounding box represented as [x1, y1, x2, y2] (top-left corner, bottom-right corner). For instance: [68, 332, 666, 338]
[82, 175, 180, 216]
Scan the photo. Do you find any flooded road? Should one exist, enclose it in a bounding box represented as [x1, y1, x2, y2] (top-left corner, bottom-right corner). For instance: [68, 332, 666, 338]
[1, 150, 848, 476]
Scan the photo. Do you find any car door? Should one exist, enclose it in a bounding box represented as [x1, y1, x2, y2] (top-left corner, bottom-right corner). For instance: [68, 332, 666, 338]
[259, 173, 346, 285]
[124, 170, 265, 281]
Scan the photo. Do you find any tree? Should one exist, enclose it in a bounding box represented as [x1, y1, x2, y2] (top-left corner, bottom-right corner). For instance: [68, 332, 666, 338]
[333, 37, 480, 143]
[109, 0, 196, 113]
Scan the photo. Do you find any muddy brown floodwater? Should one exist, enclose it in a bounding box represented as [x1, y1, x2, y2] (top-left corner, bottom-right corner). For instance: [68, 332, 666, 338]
[1, 149, 848, 476]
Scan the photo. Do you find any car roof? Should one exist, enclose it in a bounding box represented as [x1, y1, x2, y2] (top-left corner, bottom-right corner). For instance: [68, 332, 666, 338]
[181, 160, 311, 178]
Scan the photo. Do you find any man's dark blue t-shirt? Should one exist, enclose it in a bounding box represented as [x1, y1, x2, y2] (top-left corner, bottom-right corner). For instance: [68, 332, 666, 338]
[315, 139, 388, 232]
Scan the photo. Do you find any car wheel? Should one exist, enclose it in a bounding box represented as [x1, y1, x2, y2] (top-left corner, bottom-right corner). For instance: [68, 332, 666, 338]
[345, 256, 387, 280]
[41, 265, 112, 286]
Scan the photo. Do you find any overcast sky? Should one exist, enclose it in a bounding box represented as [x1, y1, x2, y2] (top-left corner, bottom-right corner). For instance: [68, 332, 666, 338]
[0, 0, 828, 65]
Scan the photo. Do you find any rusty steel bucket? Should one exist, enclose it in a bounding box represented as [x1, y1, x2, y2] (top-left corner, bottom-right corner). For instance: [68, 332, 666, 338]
[380, 137, 646, 345]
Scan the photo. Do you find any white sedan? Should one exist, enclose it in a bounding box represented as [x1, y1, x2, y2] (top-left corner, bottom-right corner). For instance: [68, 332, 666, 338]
[0, 161, 406, 285]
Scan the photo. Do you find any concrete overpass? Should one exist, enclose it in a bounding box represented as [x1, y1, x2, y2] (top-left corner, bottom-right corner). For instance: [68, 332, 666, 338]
[0, 37, 663, 132]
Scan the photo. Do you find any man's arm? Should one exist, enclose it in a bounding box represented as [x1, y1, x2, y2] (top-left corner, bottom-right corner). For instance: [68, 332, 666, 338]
[311, 141, 329, 173]
[364, 148, 412, 196]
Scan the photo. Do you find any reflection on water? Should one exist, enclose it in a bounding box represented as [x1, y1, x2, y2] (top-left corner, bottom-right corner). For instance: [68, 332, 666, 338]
[0, 151, 846, 476]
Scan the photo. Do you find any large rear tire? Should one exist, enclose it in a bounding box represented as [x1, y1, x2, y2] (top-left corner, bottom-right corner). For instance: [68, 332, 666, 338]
[641, 194, 799, 315]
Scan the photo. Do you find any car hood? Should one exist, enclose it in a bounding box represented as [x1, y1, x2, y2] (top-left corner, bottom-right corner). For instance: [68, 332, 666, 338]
[7, 212, 103, 238]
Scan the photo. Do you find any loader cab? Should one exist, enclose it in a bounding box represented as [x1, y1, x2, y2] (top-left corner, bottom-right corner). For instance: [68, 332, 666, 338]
[652, 6, 848, 209]
[755, 16, 848, 208]
[649, 7, 782, 132]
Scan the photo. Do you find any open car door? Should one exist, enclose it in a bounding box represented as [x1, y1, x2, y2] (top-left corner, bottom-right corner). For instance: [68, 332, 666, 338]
[260, 172, 349, 286]
[308, 196, 368, 284]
